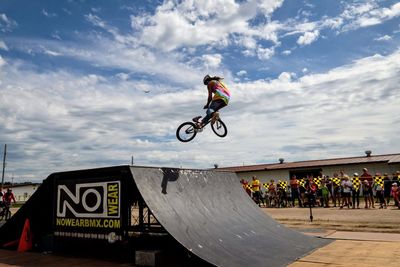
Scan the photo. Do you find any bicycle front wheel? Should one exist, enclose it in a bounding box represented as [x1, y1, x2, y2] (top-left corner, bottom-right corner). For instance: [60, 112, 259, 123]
[176, 122, 197, 142]
[211, 119, 227, 137]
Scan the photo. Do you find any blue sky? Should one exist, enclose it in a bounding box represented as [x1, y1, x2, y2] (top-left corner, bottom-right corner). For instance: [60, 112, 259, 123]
[1, 0, 400, 182]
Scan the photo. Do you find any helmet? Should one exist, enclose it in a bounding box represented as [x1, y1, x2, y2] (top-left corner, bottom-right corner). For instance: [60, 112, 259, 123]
[203, 74, 211, 85]
[354, 173, 358, 176]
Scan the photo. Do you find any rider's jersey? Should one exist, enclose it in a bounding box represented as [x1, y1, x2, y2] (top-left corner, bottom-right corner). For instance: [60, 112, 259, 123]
[208, 80, 230, 105]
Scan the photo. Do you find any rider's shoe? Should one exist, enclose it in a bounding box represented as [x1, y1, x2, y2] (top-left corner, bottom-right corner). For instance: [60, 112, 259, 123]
[192, 116, 202, 123]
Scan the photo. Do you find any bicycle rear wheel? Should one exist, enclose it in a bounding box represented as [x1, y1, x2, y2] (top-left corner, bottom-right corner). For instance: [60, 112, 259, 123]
[176, 122, 197, 142]
[211, 119, 227, 137]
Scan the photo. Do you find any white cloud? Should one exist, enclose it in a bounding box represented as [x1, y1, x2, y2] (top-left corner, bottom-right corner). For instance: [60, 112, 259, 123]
[202, 54, 223, 69]
[342, 2, 400, 30]
[0, 40, 8, 50]
[257, 46, 275, 60]
[278, 71, 292, 82]
[43, 49, 62, 56]
[321, 17, 343, 29]
[116, 72, 130, 81]
[9, 37, 202, 88]
[0, 13, 17, 32]
[130, 0, 283, 52]
[258, 0, 284, 14]
[0, 55, 6, 67]
[282, 50, 291, 55]
[42, 9, 57, 18]
[297, 30, 319, 45]
[280, 2, 400, 45]
[374, 35, 392, 41]
[236, 70, 247, 76]
[1, 49, 400, 180]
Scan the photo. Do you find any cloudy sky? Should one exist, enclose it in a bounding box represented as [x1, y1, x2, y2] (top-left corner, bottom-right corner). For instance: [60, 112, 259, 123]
[1, 0, 399, 182]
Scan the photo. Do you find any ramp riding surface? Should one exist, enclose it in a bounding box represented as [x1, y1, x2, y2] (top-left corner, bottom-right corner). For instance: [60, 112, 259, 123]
[130, 167, 330, 267]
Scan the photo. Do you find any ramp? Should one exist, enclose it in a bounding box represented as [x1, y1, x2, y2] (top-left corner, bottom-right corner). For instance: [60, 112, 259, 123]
[0, 166, 330, 267]
[130, 167, 330, 267]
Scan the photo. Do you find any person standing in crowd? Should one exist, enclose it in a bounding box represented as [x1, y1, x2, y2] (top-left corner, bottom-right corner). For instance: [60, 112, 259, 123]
[360, 167, 374, 208]
[383, 173, 392, 205]
[360, 168, 373, 183]
[362, 180, 374, 208]
[240, 179, 251, 197]
[392, 172, 400, 186]
[251, 176, 261, 206]
[320, 180, 330, 208]
[259, 190, 267, 207]
[299, 178, 307, 207]
[331, 173, 342, 207]
[267, 179, 277, 207]
[305, 177, 317, 207]
[391, 183, 399, 208]
[351, 173, 361, 209]
[290, 175, 302, 207]
[373, 173, 387, 209]
[340, 175, 352, 209]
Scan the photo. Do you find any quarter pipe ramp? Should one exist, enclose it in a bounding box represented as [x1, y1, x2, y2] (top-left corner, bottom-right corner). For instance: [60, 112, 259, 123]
[0, 166, 330, 267]
[131, 167, 330, 267]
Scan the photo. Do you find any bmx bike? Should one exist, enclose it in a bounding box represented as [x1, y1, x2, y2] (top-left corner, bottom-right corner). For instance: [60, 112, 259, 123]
[176, 112, 227, 142]
[0, 202, 11, 221]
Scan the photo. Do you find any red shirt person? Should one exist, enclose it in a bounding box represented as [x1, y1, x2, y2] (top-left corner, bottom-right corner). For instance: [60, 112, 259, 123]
[360, 168, 373, 184]
[2, 188, 16, 205]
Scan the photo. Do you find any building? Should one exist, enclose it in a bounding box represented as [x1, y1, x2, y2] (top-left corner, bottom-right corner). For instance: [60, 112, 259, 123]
[219, 152, 400, 186]
[3, 183, 41, 203]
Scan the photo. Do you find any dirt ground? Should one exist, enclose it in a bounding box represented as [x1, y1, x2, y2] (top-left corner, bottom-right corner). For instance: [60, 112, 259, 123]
[263, 203, 400, 233]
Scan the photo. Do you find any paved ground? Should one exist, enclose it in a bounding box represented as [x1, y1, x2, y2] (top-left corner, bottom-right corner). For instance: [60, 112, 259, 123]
[289, 239, 400, 267]
[1, 205, 399, 266]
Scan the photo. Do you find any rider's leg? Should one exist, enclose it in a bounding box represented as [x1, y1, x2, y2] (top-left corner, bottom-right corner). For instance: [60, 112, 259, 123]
[200, 100, 226, 126]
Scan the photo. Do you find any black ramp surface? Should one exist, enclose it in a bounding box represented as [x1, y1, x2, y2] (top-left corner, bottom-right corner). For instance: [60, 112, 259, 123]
[130, 167, 330, 267]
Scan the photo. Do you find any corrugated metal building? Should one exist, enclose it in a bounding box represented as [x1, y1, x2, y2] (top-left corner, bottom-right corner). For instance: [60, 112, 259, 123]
[219, 152, 400, 184]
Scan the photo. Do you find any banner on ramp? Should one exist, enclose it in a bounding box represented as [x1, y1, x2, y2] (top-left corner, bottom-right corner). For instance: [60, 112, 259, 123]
[54, 178, 123, 242]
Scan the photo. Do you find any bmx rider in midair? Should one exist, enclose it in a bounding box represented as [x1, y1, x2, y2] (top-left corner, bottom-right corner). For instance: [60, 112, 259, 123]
[194, 75, 231, 128]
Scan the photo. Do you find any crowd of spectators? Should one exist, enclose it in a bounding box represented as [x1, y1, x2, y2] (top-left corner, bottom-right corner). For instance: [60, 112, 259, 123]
[240, 169, 400, 209]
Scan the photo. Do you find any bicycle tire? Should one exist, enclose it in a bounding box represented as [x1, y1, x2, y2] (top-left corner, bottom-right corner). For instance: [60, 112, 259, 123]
[176, 122, 197, 142]
[211, 119, 227, 137]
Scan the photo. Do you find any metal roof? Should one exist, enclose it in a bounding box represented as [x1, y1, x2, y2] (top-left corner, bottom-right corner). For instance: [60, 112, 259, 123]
[218, 153, 400, 173]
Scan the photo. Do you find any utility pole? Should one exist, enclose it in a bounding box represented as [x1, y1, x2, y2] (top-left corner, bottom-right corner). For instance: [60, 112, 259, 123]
[1, 144, 6, 190]
[131, 156, 134, 166]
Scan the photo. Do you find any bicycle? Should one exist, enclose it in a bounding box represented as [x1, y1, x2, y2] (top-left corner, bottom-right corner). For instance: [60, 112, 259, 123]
[0, 201, 11, 221]
[176, 112, 227, 142]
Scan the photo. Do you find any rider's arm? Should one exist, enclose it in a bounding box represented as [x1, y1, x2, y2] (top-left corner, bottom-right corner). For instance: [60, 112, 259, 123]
[204, 86, 213, 109]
